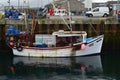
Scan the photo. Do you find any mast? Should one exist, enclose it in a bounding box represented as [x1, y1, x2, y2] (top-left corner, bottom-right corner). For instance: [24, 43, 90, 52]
[67, 0, 72, 32]
[67, 0, 73, 45]
[24, 0, 29, 33]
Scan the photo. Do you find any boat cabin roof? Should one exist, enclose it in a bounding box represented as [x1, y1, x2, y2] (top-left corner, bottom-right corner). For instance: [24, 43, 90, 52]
[52, 30, 87, 37]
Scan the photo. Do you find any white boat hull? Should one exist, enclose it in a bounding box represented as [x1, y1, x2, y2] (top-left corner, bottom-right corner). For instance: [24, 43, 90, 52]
[13, 35, 104, 57]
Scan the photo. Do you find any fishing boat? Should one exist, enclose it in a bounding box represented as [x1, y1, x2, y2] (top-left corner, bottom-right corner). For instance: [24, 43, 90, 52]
[6, 1, 104, 57]
[7, 28, 104, 57]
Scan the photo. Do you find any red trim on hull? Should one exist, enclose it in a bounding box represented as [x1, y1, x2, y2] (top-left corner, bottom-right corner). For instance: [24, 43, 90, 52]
[25, 46, 72, 50]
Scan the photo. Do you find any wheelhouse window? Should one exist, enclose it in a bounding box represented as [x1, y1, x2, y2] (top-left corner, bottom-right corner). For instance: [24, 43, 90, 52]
[56, 35, 83, 47]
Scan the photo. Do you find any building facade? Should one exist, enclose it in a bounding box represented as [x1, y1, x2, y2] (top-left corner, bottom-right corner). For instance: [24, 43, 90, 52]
[45, 0, 85, 15]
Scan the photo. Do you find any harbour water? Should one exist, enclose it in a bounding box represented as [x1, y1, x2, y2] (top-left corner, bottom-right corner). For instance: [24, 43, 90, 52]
[0, 38, 120, 80]
[0, 54, 104, 80]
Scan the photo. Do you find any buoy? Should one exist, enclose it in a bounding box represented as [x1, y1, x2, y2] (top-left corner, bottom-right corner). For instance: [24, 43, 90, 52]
[81, 64, 86, 71]
[10, 66, 15, 75]
[10, 37, 14, 41]
[9, 42, 14, 46]
[81, 44, 86, 50]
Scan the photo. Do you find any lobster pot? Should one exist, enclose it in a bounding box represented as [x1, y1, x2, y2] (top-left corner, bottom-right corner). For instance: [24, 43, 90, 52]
[12, 12, 20, 19]
[6, 29, 11, 35]
[15, 30, 20, 34]
[12, 14, 18, 19]
[9, 25, 15, 30]
[5, 10, 10, 18]
[6, 29, 16, 35]
[10, 29, 15, 34]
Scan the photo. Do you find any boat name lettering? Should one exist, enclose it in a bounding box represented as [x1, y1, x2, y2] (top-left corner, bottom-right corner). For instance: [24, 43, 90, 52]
[89, 43, 94, 47]
[96, 39, 102, 43]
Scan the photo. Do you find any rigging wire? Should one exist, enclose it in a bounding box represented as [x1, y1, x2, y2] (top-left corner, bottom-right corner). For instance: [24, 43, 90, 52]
[51, 0, 72, 31]
[89, 23, 99, 36]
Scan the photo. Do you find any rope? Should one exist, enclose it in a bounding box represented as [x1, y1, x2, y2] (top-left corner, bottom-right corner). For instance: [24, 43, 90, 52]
[51, 0, 72, 31]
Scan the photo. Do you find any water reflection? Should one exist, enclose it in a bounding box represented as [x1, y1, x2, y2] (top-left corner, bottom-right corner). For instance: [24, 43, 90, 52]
[101, 53, 120, 79]
[1, 54, 120, 79]
[11, 55, 103, 80]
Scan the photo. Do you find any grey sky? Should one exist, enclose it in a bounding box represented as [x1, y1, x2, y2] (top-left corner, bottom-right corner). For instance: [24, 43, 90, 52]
[0, 0, 52, 8]
[93, 0, 117, 2]
[0, 0, 117, 8]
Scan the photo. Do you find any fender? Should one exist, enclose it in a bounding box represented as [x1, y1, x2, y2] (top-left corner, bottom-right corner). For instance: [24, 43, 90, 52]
[16, 46, 23, 52]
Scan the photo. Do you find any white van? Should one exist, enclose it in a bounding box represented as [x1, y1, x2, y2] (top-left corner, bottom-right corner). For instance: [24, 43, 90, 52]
[85, 7, 110, 17]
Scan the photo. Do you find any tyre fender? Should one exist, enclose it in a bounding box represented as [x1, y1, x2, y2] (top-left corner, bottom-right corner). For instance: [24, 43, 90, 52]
[16, 46, 23, 52]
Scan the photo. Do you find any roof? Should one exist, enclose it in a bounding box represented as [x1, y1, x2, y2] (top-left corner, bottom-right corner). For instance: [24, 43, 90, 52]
[52, 30, 87, 37]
